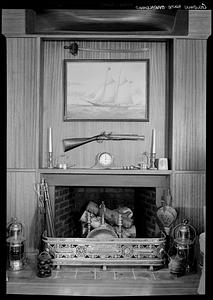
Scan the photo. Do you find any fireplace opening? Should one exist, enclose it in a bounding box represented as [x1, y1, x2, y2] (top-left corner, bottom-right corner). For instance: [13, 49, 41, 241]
[54, 187, 159, 239]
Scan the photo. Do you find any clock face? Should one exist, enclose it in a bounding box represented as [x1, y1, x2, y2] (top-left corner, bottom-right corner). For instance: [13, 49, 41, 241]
[98, 152, 113, 168]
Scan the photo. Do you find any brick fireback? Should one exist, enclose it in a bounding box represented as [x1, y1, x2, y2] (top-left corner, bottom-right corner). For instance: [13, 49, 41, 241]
[54, 187, 157, 238]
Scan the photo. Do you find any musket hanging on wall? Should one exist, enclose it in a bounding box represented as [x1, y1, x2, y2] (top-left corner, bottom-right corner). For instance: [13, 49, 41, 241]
[63, 131, 145, 152]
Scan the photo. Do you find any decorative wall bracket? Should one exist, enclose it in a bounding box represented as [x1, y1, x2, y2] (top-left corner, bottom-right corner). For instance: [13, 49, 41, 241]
[64, 42, 79, 56]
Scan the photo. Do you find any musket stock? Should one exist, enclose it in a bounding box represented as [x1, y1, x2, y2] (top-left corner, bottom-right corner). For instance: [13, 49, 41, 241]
[63, 136, 100, 152]
[63, 132, 145, 152]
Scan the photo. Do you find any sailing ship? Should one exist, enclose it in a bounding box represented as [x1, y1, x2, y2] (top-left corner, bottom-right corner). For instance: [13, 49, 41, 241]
[85, 66, 143, 107]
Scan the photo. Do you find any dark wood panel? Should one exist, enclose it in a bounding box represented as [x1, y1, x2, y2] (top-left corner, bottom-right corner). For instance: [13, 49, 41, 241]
[2, 9, 27, 34]
[7, 38, 39, 168]
[171, 172, 206, 234]
[41, 40, 167, 168]
[7, 170, 41, 252]
[172, 39, 206, 171]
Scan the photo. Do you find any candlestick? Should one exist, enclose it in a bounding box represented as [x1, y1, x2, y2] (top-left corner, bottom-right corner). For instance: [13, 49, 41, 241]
[47, 127, 53, 168]
[47, 152, 53, 168]
[149, 152, 157, 170]
[151, 128, 156, 154]
[48, 127, 52, 153]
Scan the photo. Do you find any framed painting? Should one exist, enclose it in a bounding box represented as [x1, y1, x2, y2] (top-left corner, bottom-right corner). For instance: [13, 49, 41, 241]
[64, 59, 149, 121]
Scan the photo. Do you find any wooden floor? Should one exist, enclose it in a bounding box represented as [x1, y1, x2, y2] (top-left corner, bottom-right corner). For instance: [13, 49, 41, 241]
[6, 260, 201, 296]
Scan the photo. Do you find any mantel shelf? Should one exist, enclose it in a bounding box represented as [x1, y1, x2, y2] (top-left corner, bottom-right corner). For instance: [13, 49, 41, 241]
[39, 168, 172, 188]
[39, 168, 172, 175]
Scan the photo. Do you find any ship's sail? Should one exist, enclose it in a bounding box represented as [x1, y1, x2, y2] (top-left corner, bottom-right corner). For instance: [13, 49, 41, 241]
[86, 67, 116, 105]
[115, 79, 134, 105]
[85, 66, 141, 107]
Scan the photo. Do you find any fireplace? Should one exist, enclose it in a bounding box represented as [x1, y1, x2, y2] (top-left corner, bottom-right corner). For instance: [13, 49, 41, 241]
[54, 186, 158, 238]
[41, 169, 171, 269]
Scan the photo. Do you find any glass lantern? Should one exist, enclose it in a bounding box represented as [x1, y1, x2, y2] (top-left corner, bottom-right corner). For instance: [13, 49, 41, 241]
[7, 217, 26, 271]
[172, 219, 196, 271]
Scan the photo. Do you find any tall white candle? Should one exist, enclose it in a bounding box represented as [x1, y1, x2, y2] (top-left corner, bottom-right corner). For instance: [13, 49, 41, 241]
[151, 128, 156, 154]
[48, 127, 53, 153]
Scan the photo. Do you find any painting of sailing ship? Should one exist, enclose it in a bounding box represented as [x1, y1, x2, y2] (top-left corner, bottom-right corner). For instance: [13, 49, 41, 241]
[64, 60, 149, 121]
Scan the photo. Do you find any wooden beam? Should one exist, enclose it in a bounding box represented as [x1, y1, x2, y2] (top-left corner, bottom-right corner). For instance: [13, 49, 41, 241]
[41, 173, 170, 188]
[2, 9, 211, 39]
[188, 10, 212, 39]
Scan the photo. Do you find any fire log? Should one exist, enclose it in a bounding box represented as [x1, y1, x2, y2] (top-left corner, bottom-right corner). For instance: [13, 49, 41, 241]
[85, 201, 133, 228]
[114, 225, 136, 238]
[86, 201, 99, 215]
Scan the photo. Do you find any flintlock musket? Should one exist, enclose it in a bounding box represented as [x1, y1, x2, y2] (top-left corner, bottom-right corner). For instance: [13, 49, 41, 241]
[63, 131, 145, 152]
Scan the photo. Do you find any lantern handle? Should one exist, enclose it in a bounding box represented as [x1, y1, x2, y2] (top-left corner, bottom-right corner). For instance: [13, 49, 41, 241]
[183, 219, 189, 225]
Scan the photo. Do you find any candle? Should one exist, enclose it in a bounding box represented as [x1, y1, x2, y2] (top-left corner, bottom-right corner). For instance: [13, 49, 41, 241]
[48, 127, 53, 153]
[151, 128, 156, 154]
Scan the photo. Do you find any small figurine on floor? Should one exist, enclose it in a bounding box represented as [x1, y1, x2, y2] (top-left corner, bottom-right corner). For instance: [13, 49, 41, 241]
[37, 250, 53, 278]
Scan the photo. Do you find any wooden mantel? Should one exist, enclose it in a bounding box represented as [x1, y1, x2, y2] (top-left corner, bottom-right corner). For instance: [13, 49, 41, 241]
[40, 168, 172, 188]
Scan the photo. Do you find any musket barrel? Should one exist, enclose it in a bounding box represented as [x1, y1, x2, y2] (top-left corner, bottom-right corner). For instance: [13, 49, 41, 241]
[109, 134, 145, 140]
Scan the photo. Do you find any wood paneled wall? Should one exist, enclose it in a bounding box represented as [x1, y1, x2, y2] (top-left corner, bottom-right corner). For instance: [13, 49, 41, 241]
[171, 172, 206, 233]
[172, 39, 206, 171]
[6, 37, 41, 254]
[171, 39, 206, 234]
[41, 41, 167, 168]
[7, 170, 41, 253]
[7, 38, 39, 169]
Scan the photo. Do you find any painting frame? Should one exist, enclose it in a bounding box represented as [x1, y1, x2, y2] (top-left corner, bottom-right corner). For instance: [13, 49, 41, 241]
[63, 59, 149, 122]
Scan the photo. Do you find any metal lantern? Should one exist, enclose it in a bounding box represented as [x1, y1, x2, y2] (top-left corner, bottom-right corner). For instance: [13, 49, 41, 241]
[7, 217, 26, 271]
[170, 219, 196, 273]
[173, 219, 196, 246]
